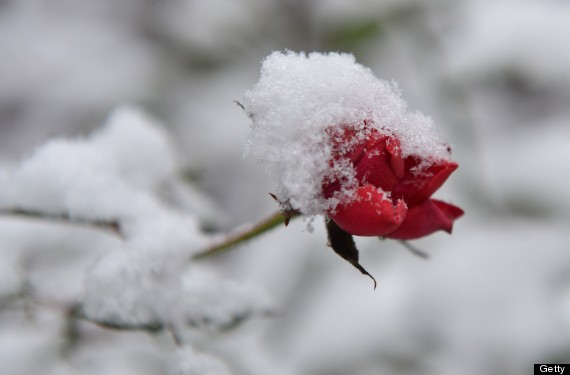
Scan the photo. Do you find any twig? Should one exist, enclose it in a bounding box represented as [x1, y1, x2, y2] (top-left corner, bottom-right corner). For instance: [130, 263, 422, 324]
[29, 298, 165, 332]
[192, 210, 300, 260]
[70, 304, 160, 333]
[168, 324, 185, 346]
[233, 100, 245, 110]
[0, 208, 122, 237]
[398, 241, 429, 259]
[60, 304, 82, 358]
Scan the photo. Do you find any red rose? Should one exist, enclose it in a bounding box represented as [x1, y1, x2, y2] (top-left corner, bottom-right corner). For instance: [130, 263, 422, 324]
[323, 125, 463, 240]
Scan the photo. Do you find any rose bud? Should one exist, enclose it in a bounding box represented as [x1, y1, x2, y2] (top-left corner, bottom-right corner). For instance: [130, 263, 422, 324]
[323, 125, 463, 240]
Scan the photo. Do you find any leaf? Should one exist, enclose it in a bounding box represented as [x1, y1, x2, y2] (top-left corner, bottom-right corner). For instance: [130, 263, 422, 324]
[325, 217, 377, 289]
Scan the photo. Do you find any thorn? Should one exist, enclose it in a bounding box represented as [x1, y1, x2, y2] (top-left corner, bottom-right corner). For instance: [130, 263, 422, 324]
[233, 100, 245, 110]
[398, 241, 429, 259]
[268, 194, 300, 226]
[282, 210, 300, 226]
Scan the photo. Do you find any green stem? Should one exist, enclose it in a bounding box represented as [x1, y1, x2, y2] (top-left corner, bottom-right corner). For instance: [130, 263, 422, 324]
[192, 211, 299, 260]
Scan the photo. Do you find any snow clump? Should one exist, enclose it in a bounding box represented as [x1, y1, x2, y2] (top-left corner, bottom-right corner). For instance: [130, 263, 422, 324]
[243, 51, 450, 215]
[0, 106, 175, 222]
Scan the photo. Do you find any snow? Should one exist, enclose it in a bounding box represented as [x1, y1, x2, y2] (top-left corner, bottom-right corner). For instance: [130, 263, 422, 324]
[167, 346, 231, 375]
[0, 105, 272, 374]
[281, 217, 570, 375]
[447, 0, 570, 88]
[0, 107, 172, 222]
[0, 106, 223, 229]
[481, 120, 570, 218]
[243, 51, 450, 215]
[1, 1, 570, 374]
[0, 316, 62, 375]
[0, 247, 21, 299]
[149, 0, 263, 58]
[0, 0, 158, 105]
[90, 108, 178, 191]
[82, 247, 272, 332]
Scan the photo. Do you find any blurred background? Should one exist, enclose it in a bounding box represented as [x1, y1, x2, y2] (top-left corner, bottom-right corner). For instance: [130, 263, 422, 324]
[1, 0, 570, 374]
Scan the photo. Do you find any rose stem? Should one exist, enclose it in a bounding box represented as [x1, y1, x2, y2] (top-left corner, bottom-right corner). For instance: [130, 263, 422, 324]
[192, 210, 300, 260]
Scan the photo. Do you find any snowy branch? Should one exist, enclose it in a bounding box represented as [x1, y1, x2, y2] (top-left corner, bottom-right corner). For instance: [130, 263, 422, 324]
[0, 208, 122, 237]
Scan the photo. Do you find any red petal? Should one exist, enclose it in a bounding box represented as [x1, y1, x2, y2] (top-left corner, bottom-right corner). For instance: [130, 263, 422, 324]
[354, 143, 398, 192]
[385, 199, 464, 240]
[324, 127, 402, 197]
[353, 132, 404, 192]
[329, 185, 407, 237]
[393, 159, 458, 207]
[386, 139, 405, 179]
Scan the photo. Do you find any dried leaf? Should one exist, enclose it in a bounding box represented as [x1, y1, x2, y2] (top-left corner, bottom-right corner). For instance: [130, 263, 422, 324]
[325, 217, 377, 289]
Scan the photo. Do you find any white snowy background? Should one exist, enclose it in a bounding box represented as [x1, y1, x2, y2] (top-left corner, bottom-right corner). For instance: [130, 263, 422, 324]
[1, 0, 569, 374]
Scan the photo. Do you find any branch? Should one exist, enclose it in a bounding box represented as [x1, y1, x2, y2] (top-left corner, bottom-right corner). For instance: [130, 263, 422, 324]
[398, 240, 430, 259]
[0, 208, 122, 237]
[29, 298, 164, 332]
[192, 210, 300, 260]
